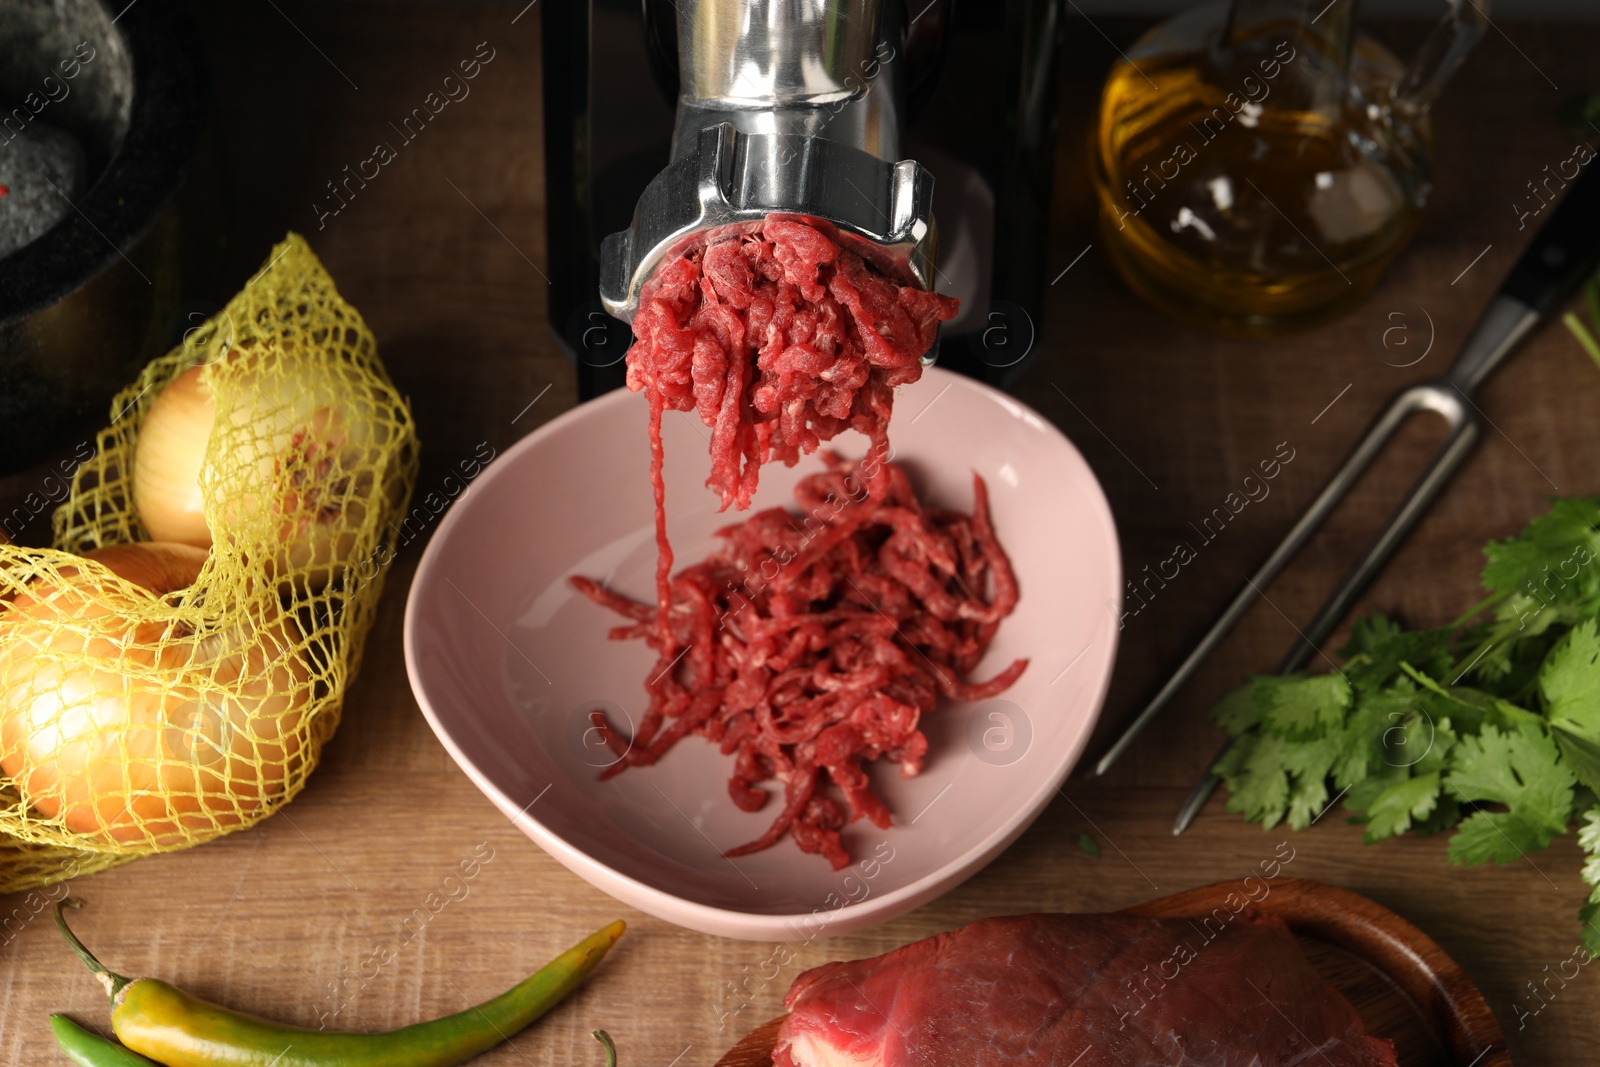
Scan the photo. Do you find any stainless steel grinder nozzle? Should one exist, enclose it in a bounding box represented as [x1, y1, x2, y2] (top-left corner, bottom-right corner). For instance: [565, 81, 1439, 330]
[599, 0, 941, 328]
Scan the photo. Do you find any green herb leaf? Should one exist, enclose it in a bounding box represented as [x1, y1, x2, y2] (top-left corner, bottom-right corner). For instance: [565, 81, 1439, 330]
[1446, 723, 1575, 865]
[1544, 620, 1600, 793]
[1576, 808, 1600, 954]
[1076, 832, 1101, 858]
[1217, 733, 1293, 831]
[1553, 722, 1600, 798]
[1332, 686, 1414, 788]
[1361, 770, 1442, 843]
[1339, 613, 1454, 693]
[1544, 620, 1600, 724]
[1483, 499, 1600, 628]
[1213, 675, 1272, 735]
[1282, 737, 1338, 831]
[1260, 673, 1351, 740]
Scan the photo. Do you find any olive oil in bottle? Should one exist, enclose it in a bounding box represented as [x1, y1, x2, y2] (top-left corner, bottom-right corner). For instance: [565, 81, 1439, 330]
[1090, 0, 1486, 335]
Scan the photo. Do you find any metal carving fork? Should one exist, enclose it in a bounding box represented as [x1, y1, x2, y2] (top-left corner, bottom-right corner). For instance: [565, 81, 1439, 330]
[1093, 161, 1600, 834]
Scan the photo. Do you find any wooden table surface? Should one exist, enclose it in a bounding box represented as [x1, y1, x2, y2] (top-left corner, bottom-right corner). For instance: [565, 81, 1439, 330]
[3, 3, 1598, 1063]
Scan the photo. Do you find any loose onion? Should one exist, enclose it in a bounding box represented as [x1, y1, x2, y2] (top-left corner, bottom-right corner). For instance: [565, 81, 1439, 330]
[133, 345, 395, 593]
[0, 542, 311, 846]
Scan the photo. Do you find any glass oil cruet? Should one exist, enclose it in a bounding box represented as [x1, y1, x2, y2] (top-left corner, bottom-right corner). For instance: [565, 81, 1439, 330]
[1091, 0, 1488, 335]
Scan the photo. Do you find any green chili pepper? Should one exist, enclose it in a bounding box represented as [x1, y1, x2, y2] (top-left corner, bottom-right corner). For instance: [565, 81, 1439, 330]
[592, 1030, 618, 1067]
[50, 1015, 161, 1066]
[56, 899, 624, 1067]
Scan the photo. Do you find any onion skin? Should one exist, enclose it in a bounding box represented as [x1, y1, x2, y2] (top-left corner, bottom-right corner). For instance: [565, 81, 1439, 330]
[133, 351, 395, 593]
[68, 542, 212, 596]
[0, 542, 311, 846]
[132, 366, 213, 547]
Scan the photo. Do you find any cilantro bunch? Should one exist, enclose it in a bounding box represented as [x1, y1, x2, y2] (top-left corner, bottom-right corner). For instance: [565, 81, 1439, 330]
[1213, 497, 1600, 949]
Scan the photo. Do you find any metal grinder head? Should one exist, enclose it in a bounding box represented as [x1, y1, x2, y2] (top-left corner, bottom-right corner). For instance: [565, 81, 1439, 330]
[598, 0, 941, 328]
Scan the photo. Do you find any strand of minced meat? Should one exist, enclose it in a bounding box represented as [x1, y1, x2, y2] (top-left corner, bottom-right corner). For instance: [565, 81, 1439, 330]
[572, 219, 1022, 868]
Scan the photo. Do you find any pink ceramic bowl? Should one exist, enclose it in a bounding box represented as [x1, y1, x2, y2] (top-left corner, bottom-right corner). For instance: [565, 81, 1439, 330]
[404, 367, 1121, 940]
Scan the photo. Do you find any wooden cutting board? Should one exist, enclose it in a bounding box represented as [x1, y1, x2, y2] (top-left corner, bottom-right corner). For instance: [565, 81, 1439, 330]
[714, 878, 1510, 1067]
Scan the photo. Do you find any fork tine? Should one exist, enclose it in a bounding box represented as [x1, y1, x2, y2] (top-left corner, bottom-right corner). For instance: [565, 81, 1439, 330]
[1092, 386, 1432, 778]
[1173, 408, 1482, 834]
[1278, 401, 1480, 676]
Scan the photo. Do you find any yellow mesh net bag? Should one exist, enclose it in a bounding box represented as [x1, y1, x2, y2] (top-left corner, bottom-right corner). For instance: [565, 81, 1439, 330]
[0, 233, 419, 894]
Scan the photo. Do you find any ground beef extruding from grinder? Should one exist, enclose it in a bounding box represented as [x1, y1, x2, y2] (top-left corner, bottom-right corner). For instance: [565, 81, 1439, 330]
[576, 218, 1007, 867]
[571, 453, 1027, 868]
[626, 219, 960, 513]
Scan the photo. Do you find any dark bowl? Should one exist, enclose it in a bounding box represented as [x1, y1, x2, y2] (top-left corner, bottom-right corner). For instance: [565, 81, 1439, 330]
[0, 0, 206, 476]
